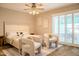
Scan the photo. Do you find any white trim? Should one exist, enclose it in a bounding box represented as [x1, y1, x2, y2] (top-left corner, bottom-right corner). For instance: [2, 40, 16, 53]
[58, 16, 60, 36]
[64, 14, 66, 43]
[60, 42, 79, 47]
[52, 9, 79, 16]
[72, 13, 74, 44]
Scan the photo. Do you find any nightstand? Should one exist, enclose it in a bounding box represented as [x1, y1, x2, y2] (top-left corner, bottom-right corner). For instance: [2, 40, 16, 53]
[0, 36, 4, 47]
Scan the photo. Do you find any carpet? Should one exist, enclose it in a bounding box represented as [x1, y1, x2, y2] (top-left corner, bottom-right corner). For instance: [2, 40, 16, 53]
[2, 45, 63, 56]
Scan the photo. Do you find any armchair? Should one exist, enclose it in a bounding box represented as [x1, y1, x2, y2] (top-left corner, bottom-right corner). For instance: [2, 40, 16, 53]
[43, 33, 59, 49]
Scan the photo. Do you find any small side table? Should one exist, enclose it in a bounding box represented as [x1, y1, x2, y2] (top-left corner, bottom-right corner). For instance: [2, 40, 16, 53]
[0, 36, 4, 47]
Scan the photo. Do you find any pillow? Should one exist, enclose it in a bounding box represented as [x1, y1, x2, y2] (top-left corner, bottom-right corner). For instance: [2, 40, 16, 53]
[23, 32, 29, 35]
[6, 32, 17, 37]
[22, 32, 29, 37]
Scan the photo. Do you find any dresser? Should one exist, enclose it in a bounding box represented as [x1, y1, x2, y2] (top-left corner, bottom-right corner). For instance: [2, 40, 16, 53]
[0, 36, 4, 47]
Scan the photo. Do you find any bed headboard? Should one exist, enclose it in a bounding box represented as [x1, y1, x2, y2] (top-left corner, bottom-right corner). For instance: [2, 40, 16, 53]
[5, 24, 29, 33]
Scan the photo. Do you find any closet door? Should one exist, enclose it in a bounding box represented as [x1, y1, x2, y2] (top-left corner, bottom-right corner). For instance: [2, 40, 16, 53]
[74, 13, 79, 44]
[65, 14, 72, 44]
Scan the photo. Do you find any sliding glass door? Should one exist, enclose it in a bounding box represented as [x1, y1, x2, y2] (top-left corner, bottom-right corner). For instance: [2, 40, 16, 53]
[59, 15, 65, 42]
[52, 11, 79, 46]
[74, 13, 79, 44]
[65, 14, 72, 44]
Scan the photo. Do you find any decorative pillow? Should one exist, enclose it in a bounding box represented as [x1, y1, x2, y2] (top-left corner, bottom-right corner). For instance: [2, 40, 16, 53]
[22, 32, 29, 38]
[6, 32, 17, 37]
[23, 32, 29, 35]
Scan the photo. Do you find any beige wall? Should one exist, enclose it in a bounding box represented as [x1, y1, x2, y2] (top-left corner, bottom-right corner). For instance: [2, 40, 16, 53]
[35, 4, 79, 35]
[0, 7, 35, 36]
[0, 4, 79, 36]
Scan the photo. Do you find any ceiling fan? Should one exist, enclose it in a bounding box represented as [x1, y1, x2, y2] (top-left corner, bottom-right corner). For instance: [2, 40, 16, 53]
[24, 3, 44, 15]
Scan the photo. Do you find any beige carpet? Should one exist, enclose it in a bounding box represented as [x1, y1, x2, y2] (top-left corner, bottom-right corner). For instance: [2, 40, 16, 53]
[2, 45, 63, 56]
[48, 45, 79, 56]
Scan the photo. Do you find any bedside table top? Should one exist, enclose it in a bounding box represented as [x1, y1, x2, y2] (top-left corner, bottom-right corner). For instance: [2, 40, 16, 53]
[0, 36, 4, 38]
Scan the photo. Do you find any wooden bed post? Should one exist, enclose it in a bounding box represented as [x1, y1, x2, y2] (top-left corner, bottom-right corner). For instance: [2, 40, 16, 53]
[19, 36, 22, 55]
[3, 21, 5, 45]
[3, 21, 5, 36]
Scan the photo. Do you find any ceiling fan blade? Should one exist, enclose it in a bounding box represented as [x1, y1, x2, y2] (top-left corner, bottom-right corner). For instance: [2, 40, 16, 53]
[36, 3, 43, 6]
[24, 9, 27, 10]
[24, 9, 31, 10]
[36, 8, 44, 10]
[25, 4, 31, 7]
[24, 8, 44, 10]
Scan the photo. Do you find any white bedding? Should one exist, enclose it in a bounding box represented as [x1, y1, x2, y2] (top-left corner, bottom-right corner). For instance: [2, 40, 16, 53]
[6, 32, 33, 49]
[6, 32, 23, 49]
[6, 35, 20, 49]
[6, 32, 42, 50]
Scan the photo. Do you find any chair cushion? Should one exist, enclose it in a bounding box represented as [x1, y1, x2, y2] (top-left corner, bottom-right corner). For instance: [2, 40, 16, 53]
[34, 42, 41, 49]
[49, 37, 57, 42]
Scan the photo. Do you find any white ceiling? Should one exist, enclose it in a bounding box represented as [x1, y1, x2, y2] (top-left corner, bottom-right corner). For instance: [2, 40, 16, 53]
[0, 3, 72, 13]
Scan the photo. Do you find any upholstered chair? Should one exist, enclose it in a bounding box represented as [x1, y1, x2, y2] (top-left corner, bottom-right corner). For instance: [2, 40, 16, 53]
[43, 33, 59, 49]
[49, 35, 59, 48]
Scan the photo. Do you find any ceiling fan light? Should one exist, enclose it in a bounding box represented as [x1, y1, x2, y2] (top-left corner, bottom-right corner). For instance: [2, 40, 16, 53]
[36, 12, 39, 14]
[25, 3, 44, 15]
[32, 11, 36, 15]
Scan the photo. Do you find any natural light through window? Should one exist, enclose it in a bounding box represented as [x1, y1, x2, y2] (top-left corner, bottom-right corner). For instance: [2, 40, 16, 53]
[52, 11, 79, 45]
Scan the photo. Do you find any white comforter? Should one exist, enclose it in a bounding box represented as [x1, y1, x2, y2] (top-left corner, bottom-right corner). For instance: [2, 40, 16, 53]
[6, 33, 42, 50]
[6, 35, 21, 49]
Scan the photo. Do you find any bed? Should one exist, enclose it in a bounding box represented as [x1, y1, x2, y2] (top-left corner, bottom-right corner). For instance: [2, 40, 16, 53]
[5, 32, 29, 49]
[5, 32, 42, 55]
[4, 24, 42, 55]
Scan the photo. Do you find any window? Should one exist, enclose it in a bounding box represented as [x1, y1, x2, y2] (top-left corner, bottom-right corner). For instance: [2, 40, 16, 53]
[66, 14, 72, 43]
[52, 16, 58, 35]
[52, 11, 79, 45]
[74, 13, 79, 44]
[59, 15, 65, 42]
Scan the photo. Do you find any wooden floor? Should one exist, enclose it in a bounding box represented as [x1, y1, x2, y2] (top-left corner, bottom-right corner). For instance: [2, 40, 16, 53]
[0, 44, 79, 56]
[0, 47, 5, 56]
